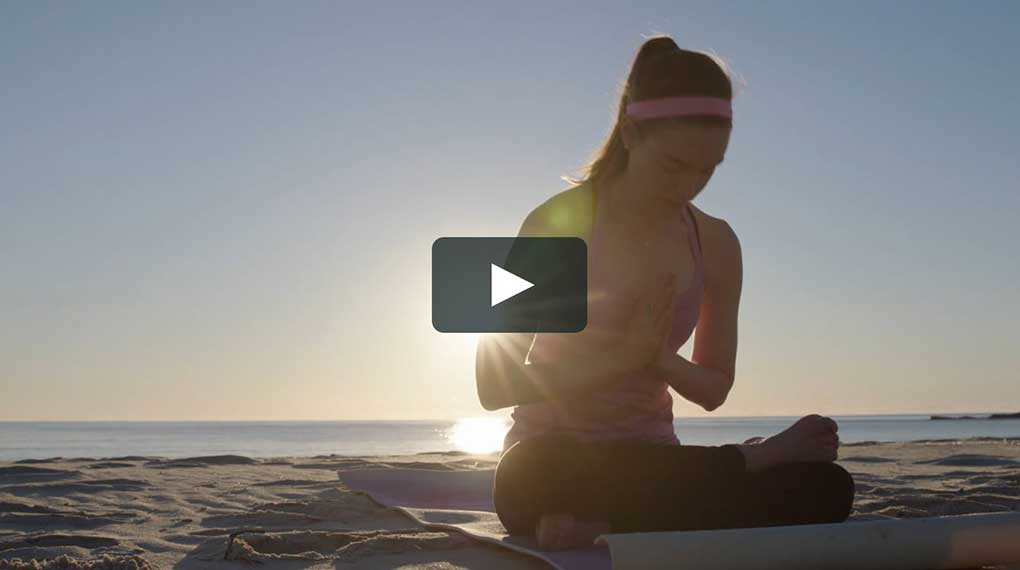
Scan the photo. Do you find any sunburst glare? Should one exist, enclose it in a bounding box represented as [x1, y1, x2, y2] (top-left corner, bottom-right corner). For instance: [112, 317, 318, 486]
[447, 416, 509, 454]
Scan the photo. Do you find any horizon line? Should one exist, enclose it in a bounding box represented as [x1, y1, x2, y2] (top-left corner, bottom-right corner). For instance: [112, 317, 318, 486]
[1, 411, 1016, 423]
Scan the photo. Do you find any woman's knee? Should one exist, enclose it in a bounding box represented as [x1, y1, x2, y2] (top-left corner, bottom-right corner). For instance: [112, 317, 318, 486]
[761, 460, 855, 524]
[493, 436, 569, 535]
[812, 461, 856, 522]
[494, 443, 534, 534]
[495, 436, 564, 493]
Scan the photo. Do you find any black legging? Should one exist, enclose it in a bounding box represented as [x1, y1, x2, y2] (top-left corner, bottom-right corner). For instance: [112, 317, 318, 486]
[493, 432, 855, 536]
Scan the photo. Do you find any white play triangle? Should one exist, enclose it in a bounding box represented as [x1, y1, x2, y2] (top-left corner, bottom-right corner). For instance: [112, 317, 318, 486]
[490, 264, 534, 307]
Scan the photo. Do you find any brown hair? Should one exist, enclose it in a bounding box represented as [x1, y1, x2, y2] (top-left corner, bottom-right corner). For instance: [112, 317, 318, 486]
[565, 35, 736, 187]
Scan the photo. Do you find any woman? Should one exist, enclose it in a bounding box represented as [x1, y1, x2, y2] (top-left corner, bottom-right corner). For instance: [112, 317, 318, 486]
[475, 36, 855, 550]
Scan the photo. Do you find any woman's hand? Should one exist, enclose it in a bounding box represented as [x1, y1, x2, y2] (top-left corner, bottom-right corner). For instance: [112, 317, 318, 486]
[616, 272, 676, 370]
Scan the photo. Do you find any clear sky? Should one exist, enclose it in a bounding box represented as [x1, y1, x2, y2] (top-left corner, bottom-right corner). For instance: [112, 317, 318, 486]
[2, 1, 1017, 421]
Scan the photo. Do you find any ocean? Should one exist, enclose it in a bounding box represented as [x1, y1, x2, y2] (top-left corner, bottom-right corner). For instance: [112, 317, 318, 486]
[1, 414, 1018, 461]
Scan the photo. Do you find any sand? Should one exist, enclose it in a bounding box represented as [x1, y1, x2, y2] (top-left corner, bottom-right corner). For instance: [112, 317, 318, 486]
[1, 438, 1018, 570]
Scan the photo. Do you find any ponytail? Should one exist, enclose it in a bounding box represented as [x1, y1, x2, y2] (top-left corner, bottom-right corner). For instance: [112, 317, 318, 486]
[565, 35, 734, 188]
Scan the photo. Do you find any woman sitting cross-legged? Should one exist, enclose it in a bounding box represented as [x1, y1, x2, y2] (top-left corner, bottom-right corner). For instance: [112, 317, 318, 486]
[475, 35, 854, 551]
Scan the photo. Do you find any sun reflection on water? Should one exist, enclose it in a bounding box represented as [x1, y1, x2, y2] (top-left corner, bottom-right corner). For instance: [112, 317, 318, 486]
[448, 416, 509, 454]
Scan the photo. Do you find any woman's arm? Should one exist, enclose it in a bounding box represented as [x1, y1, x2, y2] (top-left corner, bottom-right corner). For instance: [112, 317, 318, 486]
[477, 272, 676, 410]
[655, 353, 733, 411]
[476, 258, 677, 411]
[656, 215, 742, 411]
[475, 330, 645, 411]
[474, 184, 680, 411]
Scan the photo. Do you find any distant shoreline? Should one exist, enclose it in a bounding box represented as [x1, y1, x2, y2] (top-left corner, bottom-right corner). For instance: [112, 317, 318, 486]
[4, 417, 1019, 462]
[930, 412, 1020, 420]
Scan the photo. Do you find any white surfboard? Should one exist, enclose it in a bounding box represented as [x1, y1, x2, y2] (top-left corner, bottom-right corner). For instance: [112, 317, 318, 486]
[595, 511, 1020, 570]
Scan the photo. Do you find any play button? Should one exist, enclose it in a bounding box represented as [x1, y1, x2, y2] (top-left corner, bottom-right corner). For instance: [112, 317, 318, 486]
[491, 264, 534, 307]
[432, 237, 587, 333]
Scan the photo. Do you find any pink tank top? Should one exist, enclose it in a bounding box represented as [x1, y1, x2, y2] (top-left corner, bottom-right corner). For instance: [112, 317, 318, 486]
[501, 195, 705, 453]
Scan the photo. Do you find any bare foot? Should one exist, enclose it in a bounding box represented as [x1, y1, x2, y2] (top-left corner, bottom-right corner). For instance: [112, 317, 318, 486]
[738, 414, 839, 472]
[536, 513, 611, 551]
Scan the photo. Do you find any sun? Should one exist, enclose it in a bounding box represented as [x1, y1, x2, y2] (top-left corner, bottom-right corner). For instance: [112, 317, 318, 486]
[448, 416, 509, 454]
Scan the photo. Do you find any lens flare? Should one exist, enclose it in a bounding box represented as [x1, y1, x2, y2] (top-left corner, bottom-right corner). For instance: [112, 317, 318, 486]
[447, 417, 509, 454]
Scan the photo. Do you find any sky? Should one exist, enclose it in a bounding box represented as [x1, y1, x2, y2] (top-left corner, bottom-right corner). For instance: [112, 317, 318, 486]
[1, 1, 1018, 421]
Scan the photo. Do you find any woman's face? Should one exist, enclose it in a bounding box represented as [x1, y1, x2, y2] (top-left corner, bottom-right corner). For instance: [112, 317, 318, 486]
[628, 122, 731, 205]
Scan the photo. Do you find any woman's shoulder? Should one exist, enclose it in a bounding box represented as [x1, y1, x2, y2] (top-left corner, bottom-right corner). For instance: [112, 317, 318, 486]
[688, 203, 739, 249]
[517, 181, 595, 239]
[688, 203, 742, 287]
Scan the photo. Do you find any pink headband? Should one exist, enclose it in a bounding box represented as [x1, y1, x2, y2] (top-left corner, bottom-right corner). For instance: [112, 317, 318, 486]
[625, 96, 732, 120]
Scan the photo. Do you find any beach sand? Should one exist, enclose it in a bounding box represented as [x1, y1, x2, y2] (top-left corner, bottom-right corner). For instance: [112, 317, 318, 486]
[1, 438, 1018, 570]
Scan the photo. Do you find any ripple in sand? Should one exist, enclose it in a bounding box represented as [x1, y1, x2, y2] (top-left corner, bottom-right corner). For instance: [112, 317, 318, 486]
[851, 482, 875, 493]
[291, 458, 375, 470]
[104, 456, 156, 462]
[0, 501, 61, 515]
[873, 505, 930, 518]
[201, 510, 326, 529]
[0, 512, 127, 531]
[1, 479, 151, 497]
[369, 461, 466, 471]
[848, 512, 897, 521]
[11, 459, 64, 465]
[0, 466, 81, 480]
[188, 528, 231, 537]
[0, 554, 155, 570]
[928, 499, 1014, 516]
[958, 493, 1020, 508]
[145, 455, 258, 468]
[839, 456, 897, 463]
[250, 479, 336, 488]
[202, 492, 417, 531]
[967, 483, 1020, 495]
[868, 485, 924, 497]
[225, 530, 469, 563]
[915, 454, 1020, 467]
[0, 533, 120, 551]
[85, 463, 136, 470]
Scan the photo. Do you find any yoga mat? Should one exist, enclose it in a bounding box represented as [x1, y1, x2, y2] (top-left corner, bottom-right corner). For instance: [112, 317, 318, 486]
[596, 511, 1020, 570]
[337, 467, 611, 570]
